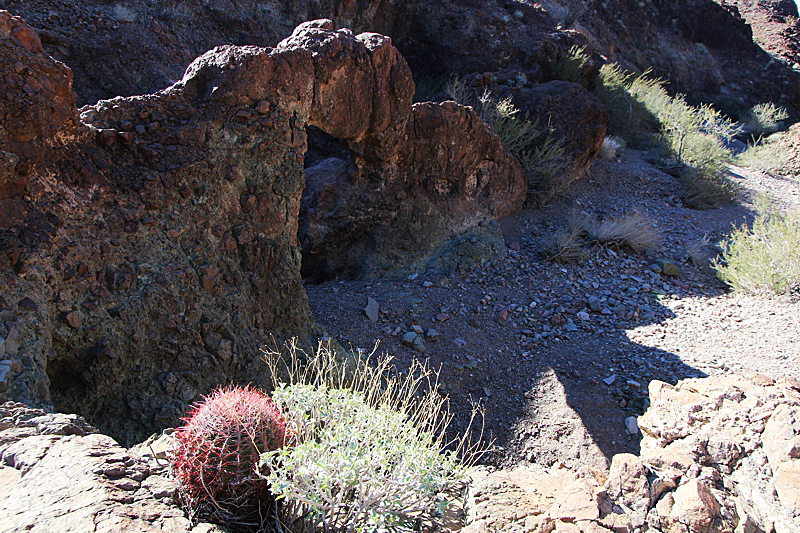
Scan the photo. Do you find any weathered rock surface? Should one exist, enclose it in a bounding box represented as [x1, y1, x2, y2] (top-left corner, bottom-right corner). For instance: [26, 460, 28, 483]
[462, 374, 800, 532]
[0, 15, 524, 445]
[490, 81, 607, 197]
[300, 99, 525, 280]
[6, 0, 799, 114]
[0, 402, 223, 533]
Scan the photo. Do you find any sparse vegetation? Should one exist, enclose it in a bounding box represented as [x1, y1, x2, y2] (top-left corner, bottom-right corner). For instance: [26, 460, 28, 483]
[595, 63, 739, 208]
[260, 342, 483, 533]
[445, 78, 567, 200]
[743, 102, 789, 137]
[551, 45, 592, 86]
[547, 211, 660, 262]
[736, 132, 795, 174]
[713, 197, 800, 295]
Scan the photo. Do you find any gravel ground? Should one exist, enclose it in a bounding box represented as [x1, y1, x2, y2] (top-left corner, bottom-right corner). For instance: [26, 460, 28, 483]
[304, 148, 800, 471]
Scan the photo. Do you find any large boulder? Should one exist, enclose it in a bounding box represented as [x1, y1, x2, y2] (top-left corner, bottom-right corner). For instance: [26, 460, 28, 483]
[0, 16, 524, 445]
[0, 402, 219, 533]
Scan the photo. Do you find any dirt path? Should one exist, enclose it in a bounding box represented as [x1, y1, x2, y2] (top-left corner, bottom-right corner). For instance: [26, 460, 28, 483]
[304, 149, 800, 471]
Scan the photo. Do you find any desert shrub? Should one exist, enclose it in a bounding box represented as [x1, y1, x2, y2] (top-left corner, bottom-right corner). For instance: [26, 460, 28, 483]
[444, 78, 567, 200]
[560, 0, 597, 28]
[260, 342, 483, 533]
[713, 199, 800, 295]
[170, 385, 288, 531]
[743, 102, 789, 137]
[552, 45, 592, 86]
[736, 132, 795, 174]
[595, 64, 738, 207]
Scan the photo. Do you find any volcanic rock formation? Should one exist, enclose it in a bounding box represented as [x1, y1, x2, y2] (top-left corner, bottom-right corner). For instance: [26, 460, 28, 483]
[0, 14, 524, 444]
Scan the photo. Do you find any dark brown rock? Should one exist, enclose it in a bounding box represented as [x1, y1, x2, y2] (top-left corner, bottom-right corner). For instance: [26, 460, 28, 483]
[300, 100, 525, 280]
[490, 81, 606, 198]
[0, 16, 524, 446]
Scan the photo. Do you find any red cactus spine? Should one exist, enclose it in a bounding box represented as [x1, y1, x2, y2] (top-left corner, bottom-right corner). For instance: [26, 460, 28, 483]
[170, 384, 287, 529]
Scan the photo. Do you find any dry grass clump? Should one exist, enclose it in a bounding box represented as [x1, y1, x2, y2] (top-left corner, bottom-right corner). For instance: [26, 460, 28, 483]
[547, 212, 660, 262]
[586, 212, 661, 252]
[598, 136, 623, 161]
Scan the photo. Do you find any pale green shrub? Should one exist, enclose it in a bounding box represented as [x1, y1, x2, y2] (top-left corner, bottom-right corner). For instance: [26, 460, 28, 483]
[744, 102, 789, 137]
[260, 343, 482, 533]
[595, 64, 738, 207]
[713, 198, 800, 295]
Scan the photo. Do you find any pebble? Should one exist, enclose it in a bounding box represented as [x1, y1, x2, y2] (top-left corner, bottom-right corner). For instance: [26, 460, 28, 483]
[625, 416, 640, 435]
[576, 311, 590, 321]
[364, 297, 379, 322]
[426, 328, 440, 340]
[603, 374, 617, 385]
[453, 337, 467, 348]
[401, 331, 426, 352]
[436, 313, 450, 322]
[65, 312, 81, 329]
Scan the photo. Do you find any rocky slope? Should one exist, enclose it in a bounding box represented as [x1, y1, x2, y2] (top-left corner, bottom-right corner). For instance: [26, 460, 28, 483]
[2, 373, 798, 532]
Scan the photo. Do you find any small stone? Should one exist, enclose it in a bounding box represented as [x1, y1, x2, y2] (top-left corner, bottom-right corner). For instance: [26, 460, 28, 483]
[453, 337, 467, 348]
[364, 297, 379, 322]
[587, 299, 601, 312]
[65, 312, 81, 329]
[411, 324, 424, 334]
[5, 327, 22, 356]
[436, 313, 450, 322]
[401, 331, 426, 352]
[0, 360, 10, 382]
[422, 281, 434, 288]
[18, 297, 38, 311]
[655, 259, 681, 277]
[565, 321, 578, 332]
[625, 416, 639, 435]
[496, 309, 508, 322]
[469, 318, 479, 327]
[603, 374, 616, 385]
[255, 100, 270, 114]
[426, 328, 440, 340]
[576, 310, 590, 321]
[509, 241, 521, 251]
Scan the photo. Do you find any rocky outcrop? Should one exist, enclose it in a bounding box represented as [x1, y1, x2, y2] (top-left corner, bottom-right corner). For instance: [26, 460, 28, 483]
[0, 15, 524, 445]
[462, 374, 800, 533]
[0, 402, 223, 533]
[300, 100, 525, 280]
[490, 81, 607, 197]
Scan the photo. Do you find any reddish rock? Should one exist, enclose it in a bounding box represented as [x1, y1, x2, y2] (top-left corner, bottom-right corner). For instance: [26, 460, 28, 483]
[491, 81, 607, 199]
[0, 17, 525, 446]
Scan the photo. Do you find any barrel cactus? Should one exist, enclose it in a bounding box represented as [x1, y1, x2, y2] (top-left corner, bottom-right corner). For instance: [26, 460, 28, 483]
[170, 384, 288, 529]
